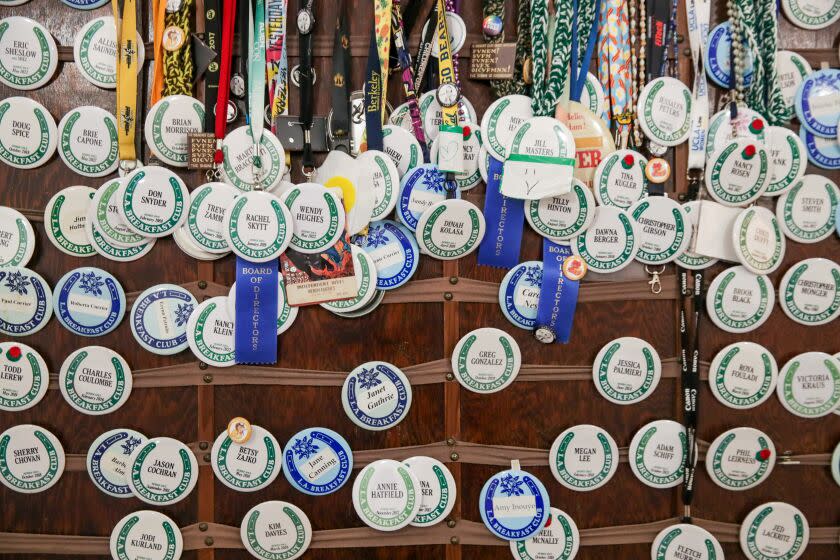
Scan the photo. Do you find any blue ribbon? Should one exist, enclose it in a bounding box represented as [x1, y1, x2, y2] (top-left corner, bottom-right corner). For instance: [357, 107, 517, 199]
[477, 156, 525, 268]
[535, 240, 580, 343]
[364, 26, 384, 152]
[234, 256, 279, 364]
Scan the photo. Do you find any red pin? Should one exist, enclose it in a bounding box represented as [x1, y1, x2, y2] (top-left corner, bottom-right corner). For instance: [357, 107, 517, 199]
[462, 126, 471, 139]
[743, 144, 757, 159]
[750, 118, 764, 133]
[622, 154, 635, 169]
[756, 448, 771, 462]
[6, 346, 22, 362]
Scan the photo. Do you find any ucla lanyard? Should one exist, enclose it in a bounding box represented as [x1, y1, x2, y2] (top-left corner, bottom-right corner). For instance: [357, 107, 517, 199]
[266, 0, 289, 132]
[686, 0, 710, 174]
[212, 0, 237, 168]
[248, 0, 267, 184]
[392, 0, 430, 162]
[112, 0, 139, 170]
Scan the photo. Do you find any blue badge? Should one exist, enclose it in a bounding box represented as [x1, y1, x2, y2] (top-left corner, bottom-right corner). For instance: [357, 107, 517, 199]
[795, 69, 840, 138]
[478, 156, 526, 268]
[534, 241, 580, 344]
[397, 164, 457, 231]
[54, 267, 125, 337]
[61, 0, 110, 8]
[86, 428, 147, 498]
[130, 284, 197, 355]
[354, 220, 420, 290]
[234, 257, 279, 365]
[704, 21, 754, 89]
[479, 467, 550, 541]
[282, 427, 353, 495]
[0, 267, 53, 337]
[341, 361, 413, 431]
[800, 127, 840, 169]
[498, 261, 543, 330]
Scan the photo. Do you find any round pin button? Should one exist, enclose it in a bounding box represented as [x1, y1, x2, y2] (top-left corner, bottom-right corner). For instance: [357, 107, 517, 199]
[110, 510, 183, 560]
[173, 224, 225, 261]
[211, 424, 282, 492]
[58, 106, 119, 177]
[0, 207, 35, 267]
[593, 337, 662, 405]
[526, 178, 596, 241]
[128, 436, 199, 505]
[779, 258, 840, 326]
[709, 342, 778, 410]
[422, 10, 466, 57]
[353, 459, 421, 531]
[777, 175, 840, 243]
[90, 178, 150, 248]
[676, 201, 718, 270]
[594, 149, 649, 209]
[498, 261, 543, 330]
[561, 101, 615, 185]
[0, 424, 64, 494]
[503, 115, 577, 198]
[184, 182, 238, 254]
[357, 149, 400, 221]
[87, 428, 147, 498]
[481, 94, 534, 161]
[389, 102, 413, 132]
[706, 266, 774, 333]
[651, 523, 724, 560]
[120, 166, 190, 237]
[582, 72, 608, 119]
[706, 107, 768, 158]
[355, 219, 420, 290]
[53, 267, 126, 337]
[549, 424, 619, 492]
[777, 351, 840, 418]
[706, 138, 771, 206]
[74, 16, 145, 89]
[572, 206, 638, 273]
[479, 466, 550, 540]
[320, 245, 377, 314]
[636, 77, 692, 146]
[59, 346, 132, 415]
[765, 126, 807, 196]
[0, 342, 48, 412]
[397, 164, 453, 231]
[451, 327, 522, 394]
[630, 420, 693, 489]
[145, 95, 205, 167]
[782, 0, 840, 29]
[62, 0, 110, 8]
[775, 51, 812, 122]
[381, 124, 423, 177]
[228, 275, 298, 335]
[0, 16, 58, 90]
[330, 288, 385, 319]
[281, 183, 345, 254]
[740, 502, 809, 560]
[225, 190, 293, 261]
[705, 426, 776, 491]
[799, 127, 840, 169]
[510, 507, 580, 560]
[629, 196, 691, 265]
[85, 212, 155, 262]
[795, 68, 840, 138]
[732, 205, 785, 275]
[402, 456, 457, 527]
[415, 199, 484, 260]
[221, 126, 287, 192]
[342, 361, 412, 431]
[0, 96, 57, 169]
[419, 90, 476, 139]
[130, 284, 197, 355]
[187, 296, 235, 367]
[44, 186, 96, 257]
[282, 427, 353, 496]
[240, 501, 312, 560]
[0, 266, 53, 337]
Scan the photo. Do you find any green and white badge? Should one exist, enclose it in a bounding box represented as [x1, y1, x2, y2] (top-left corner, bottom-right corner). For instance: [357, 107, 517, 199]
[0, 342, 48, 412]
[356, 149, 400, 220]
[706, 107, 769, 158]
[85, 211, 155, 262]
[706, 138, 770, 206]
[402, 456, 456, 527]
[128, 436, 198, 505]
[87, 428, 147, 498]
[779, 258, 840, 326]
[709, 342, 778, 410]
[281, 183, 344, 254]
[651, 523, 724, 560]
[211, 424, 281, 492]
[431, 122, 483, 190]
[321, 245, 377, 315]
[172, 225, 224, 261]
[145, 95, 204, 167]
[58, 106, 119, 177]
[572, 205, 638, 273]
[352, 459, 421, 532]
[776, 175, 840, 243]
[90, 178, 150, 248]
[629, 196, 691, 264]
[221, 125, 286, 191]
[0, 206, 35, 267]
[501, 116, 577, 199]
[415, 199, 485, 260]
[777, 352, 840, 418]
[185, 182, 238, 254]
[526, 179, 595, 241]
[0, 266, 53, 337]
[59, 346, 132, 416]
[676, 201, 718, 270]
[109, 510, 183, 560]
[481, 94, 534, 161]
[732, 205, 785, 275]
[0, 424, 64, 493]
[549, 424, 618, 492]
[419, 90, 476, 144]
[637, 77, 692, 146]
[740, 502, 809, 560]
[775, 51, 812, 122]
[186, 296, 235, 367]
[705, 426, 775, 491]
[224, 190, 292, 262]
[240, 501, 312, 560]
[782, 0, 840, 29]
[0, 16, 58, 90]
[764, 126, 806, 196]
[382, 124, 422, 177]
[451, 327, 522, 394]
[120, 166, 189, 237]
[44, 185, 96, 257]
[593, 149, 648, 209]
[0, 96, 57, 169]
[706, 266, 774, 333]
[582, 72, 607, 118]
[74, 16, 144, 89]
[510, 507, 580, 560]
[630, 420, 691, 490]
[593, 337, 662, 405]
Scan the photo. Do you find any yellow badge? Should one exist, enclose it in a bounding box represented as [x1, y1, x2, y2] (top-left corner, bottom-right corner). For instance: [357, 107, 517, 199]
[645, 158, 671, 184]
[227, 417, 252, 444]
[563, 255, 588, 281]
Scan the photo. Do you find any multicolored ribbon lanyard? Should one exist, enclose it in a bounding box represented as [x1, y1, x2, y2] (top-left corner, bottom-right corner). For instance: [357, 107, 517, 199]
[685, 0, 709, 197]
[597, 0, 632, 146]
[266, 0, 288, 133]
[212, 0, 237, 170]
[392, 0, 430, 162]
[435, 0, 462, 176]
[247, 0, 267, 182]
[374, 0, 391, 119]
[112, 0, 139, 172]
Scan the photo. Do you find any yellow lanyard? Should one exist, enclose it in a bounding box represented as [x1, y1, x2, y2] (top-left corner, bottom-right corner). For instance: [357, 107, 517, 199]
[435, 0, 457, 128]
[112, 0, 138, 165]
[374, 0, 392, 121]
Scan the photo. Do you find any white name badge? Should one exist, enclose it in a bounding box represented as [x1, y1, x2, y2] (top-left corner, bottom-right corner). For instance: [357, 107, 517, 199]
[732, 205, 785, 275]
[652, 524, 724, 560]
[740, 502, 809, 560]
[677, 201, 718, 270]
[221, 125, 287, 192]
[778, 258, 840, 326]
[572, 206, 638, 273]
[0, 97, 57, 169]
[44, 185, 96, 257]
[381, 124, 423, 177]
[281, 183, 345, 254]
[795, 68, 840, 138]
[629, 196, 691, 265]
[691, 200, 741, 262]
[415, 199, 485, 260]
[636, 77, 693, 146]
[120, 166, 190, 237]
[419, 90, 476, 144]
[706, 265, 774, 333]
[777, 351, 840, 417]
[549, 424, 619, 491]
[706, 107, 769, 158]
[73, 16, 145, 89]
[706, 138, 770, 206]
[0, 207, 34, 268]
[776, 175, 840, 243]
[782, 0, 840, 30]
[58, 106, 119, 177]
[709, 342, 778, 410]
[223, 190, 292, 262]
[764, 126, 806, 196]
[775, 50, 812, 121]
[0, 16, 58, 90]
[526, 178, 595, 241]
[481, 94, 534, 161]
[145, 95, 205, 167]
[357, 150, 400, 221]
[705, 426, 776, 491]
[501, 116, 576, 199]
[594, 149, 649, 209]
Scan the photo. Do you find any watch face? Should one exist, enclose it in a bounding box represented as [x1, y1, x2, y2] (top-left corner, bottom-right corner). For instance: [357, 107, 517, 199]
[230, 74, 245, 98]
[437, 83, 461, 107]
[297, 9, 313, 34]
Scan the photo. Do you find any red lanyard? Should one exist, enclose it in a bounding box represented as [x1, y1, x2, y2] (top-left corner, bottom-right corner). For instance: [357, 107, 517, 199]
[215, 0, 238, 165]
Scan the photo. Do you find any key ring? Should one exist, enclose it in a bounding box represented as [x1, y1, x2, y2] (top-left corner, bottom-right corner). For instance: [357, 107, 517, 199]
[645, 265, 666, 294]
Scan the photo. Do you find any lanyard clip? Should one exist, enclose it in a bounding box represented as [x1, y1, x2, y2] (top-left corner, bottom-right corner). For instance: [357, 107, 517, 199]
[646, 265, 665, 294]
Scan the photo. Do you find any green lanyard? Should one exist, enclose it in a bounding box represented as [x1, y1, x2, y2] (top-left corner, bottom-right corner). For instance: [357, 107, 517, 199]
[248, 0, 267, 184]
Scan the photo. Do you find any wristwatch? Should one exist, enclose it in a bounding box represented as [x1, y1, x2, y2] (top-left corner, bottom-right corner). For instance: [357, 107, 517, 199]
[436, 82, 461, 108]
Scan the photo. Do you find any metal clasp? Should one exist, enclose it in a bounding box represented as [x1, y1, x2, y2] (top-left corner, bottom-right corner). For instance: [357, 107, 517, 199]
[779, 451, 800, 465]
[646, 265, 665, 294]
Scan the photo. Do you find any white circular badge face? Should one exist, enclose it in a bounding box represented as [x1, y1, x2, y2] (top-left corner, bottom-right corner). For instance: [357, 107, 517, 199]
[498, 260, 542, 330]
[431, 123, 483, 190]
[549, 424, 619, 491]
[0, 424, 64, 494]
[184, 182, 238, 254]
[732, 205, 785, 275]
[504, 117, 577, 194]
[402, 456, 457, 527]
[86, 211, 156, 262]
[320, 245, 377, 314]
[779, 258, 840, 326]
[705, 426, 776, 491]
[128, 436, 198, 505]
[775, 51, 812, 121]
[281, 183, 345, 254]
[53, 266, 126, 337]
[419, 90, 476, 143]
[87, 428, 147, 498]
[677, 201, 718, 270]
[629, 196, 691, 264]
[0, 342, 48, 412]
[357, 149, 400, 220]
[764, 126, 806, 196]
[481, 94, 534, 161]
[572, 205, 638, 273]
[382, 124, 423, 177]
[777, 351, 840, 418]
[130, 284, 197, 355]
[706, 138, 771, 206]
[510, 507, 580, 560]
[630, 420, 691, 490]
[59, 346, 132, 415]
[74, 16, 145, 89]
[651, 523, 724, 560]
[706, 266, 774, 333]
[526, 178, 595, 241]
[637, 77, 692, 146]
[0, 266, 53, 337]
[109, 510, 183, 560]
[782, 0, 840, 29]
[221, 125, 287, 192]
[224, 190, 293, 262]
[44, 185, 96, 257]
[740, 502, 810, 560]
[706, 107, 769, 158]
[415, 199, 485, 260]
[776, 175, 840, 243]
[0, 96, 57, 169]
[352, 459, 421, 532]
[341, 361, 412, 431]
[593, 337, 662, 405]
[240, 501, 312, 560]
[423, 10, 466, 57]
[120, 166, 190, 237]
[0, 17, 58, 90]
[709, 342, 778, 410]
[582, 72, 608, 118]
[211, 425, 282, 492]
[187, 296, 235, 368]
[144, 95, 205, 167]
[0, 206, 35, 267]
[594, 149, 649, 209]
[451, 327, 522, 394]
[90, 178, 149, 248]
[58, 106, 119, 177]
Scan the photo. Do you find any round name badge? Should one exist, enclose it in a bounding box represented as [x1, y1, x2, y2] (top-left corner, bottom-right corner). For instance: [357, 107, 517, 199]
[402, 455, 457, 527]
[145, 95, 204, 167]
[419, 90, 476, 143]
[211, 424, 281, 492]
[173, 222, 225, 261]
[59, 346, 132, 415]
[572, 206, 638, 273]
[0, 96, 57, 169]
[732, 205, 785, 275]
[44, 185, 96, 257]
[415, 199, 484, 260]
[765, 126, 806, 196]
[86, 212, 155, 262]
[357, 149, 400, 220]
[431, 123, 483, 190]
[355, 219, 420, 290]
[481, 94, 534, 161]
[330, 288, 385, 319]
[225, 190, 293, 261]
[740, 502, 809, 560]
[510, 507, 580, 560]
[0, 424, 64, 494]
[0, 342, 48, 412]
[320, 245, 377, 315]
[0, 266, 52, 337]
[527, 178, 595, 241]
[187, 296, 235, 367]
[775, 50, 812, 122]
[130, 284, 197, 355]
[228, 275, 297, 334]
[705, 426, 776, 491]
[709, 342, 778, 410]
[479, 467, 550, 541]
[704, 21, 754, 88]
[353, 459, 421, 532]
[281, 183, 344, 254]
[592, 337, 662, 405]
[110, 510, 183, 560]
[342, 361, 412, 431]
[630, 420, 691, 490]
[74, 16, 144, 89]
[637, 77, 692, 146]
[381, 124, 422, 177]
[0, 206, 35, 267]
[706, 266, 774, 333]
[185, 182, 238, 254]
[779, 258, 840, 325]
[561, 101, 615, 184]
[549, 424, 619, 492]
[58, 106, 119, 177]
[594, 149, 649, 209]
[706, 107, 769, 158]
[651, 523, 724, 560]
[53, 267, 125, 336]
[423, 10, 466, 57]
[87, 428, 147, 498]
[282, 427, 352, 496]
[676, 201, 718, 270]
[240, 501, 312, 560]
[128, 436, 199, 505]
[498, 260, 543, 330]
[777, 351, 840, 418]
[389, 102, 413, 131]
[782, 0, 840, 29]
[799, 127, 840, 169]
[629, 196, 691, 265]
[221, 125, 286, 191]
[777, 175, 840, 243]
[397, 163, 453, 231]
[121, 166, 190, 237]
[706, 139, 770, 206]
[0, 16, 57, 90]
[90, 178, 150, 248]
[795, 68, 840, 138]
[451, 327, 522, 394]
[582, 72, 608, 119]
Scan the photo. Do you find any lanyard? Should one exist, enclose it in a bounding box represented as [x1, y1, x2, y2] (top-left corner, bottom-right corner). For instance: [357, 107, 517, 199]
[266, 0, 288, 132]
[163, 0, 194, 97]
[213, 0, 237, 167]
[392, 0, 430, 162]
[570, 0, 601, 102]
[531, 0, 571, 116]
[435, 0, 457, 129]
[413, 2, 436, 93]
[298, 0, 315, 175]
[598, 0, 632, 144]
[363, 25, 384, 152]
[645, 0, 669, 82]
[686, 0, 709, 173]
[248, 0, 267, 183]
[150, 0, 166, 104]
[330, 0, 351, 151]
[112, 0, 138, 168]
[203, 0, 222, 133]
[680, 270, 703, 519]
[374, 0, 392, 123]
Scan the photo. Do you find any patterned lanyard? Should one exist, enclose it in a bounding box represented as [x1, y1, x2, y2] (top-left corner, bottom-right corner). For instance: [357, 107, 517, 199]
[531, 0, 572, 116]
[435, 0, 458, 128]
[266, 0, 288, 132]
[392, 0, 430, 162]
[374, 0, 392, 122]
[248, 0, 267, 184]
[597, 0, 632, 145]
[112, 0, 138, 168]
